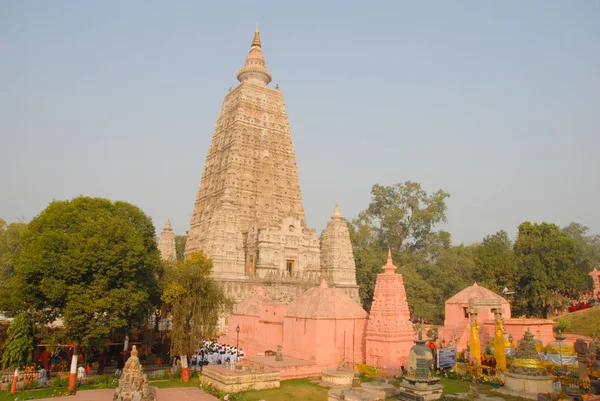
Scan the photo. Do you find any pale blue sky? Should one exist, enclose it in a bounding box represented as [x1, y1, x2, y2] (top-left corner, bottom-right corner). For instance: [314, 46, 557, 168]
[1, 1, 599, 244]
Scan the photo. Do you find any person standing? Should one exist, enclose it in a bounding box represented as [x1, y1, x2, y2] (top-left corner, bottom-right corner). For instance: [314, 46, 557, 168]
[97, 353, 105, 374]
[115, 353, 125, 378]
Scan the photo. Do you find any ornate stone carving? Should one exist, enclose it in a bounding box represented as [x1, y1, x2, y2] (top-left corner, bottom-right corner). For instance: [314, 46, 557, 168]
[321, 203, 359, 301]
[157, 220, 176, 262]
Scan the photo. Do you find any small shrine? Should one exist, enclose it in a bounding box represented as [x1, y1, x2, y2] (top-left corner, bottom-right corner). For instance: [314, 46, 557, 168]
[499, 329, 553, 399]
[397, 328, 443, 401]
[365, 250, 414, 370]
[113, 346, 155, 401]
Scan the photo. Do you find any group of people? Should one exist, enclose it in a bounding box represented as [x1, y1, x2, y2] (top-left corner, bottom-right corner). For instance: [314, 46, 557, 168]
[172, 339, 247, 372]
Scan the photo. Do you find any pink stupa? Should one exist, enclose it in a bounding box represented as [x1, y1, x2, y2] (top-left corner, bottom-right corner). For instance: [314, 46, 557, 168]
[365, 250, 414, 369]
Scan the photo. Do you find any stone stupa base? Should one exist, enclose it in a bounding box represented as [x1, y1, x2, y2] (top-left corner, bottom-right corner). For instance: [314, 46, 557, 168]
[327, 387, 386, 401]
[321, 368, 355, 387]
[360, 381, 396, 397]
[397, 377, 443, 401]
[495, 372, 553, 400]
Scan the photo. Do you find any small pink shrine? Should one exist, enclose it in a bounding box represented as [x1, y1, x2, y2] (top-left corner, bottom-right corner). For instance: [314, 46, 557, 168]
[590, 267, 600, 299]
[438, 283, 554, 352]
[365, 250, 414, 369]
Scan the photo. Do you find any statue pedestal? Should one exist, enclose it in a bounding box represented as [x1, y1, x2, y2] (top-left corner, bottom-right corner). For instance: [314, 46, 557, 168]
[496, 372, 553, 400]
[361, 381, 396, 397]
[397, 377, 443, 401]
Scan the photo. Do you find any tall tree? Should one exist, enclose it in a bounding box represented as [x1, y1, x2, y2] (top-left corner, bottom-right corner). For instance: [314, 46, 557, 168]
[359, 182, 450, 254]
[562, 222, 600, 272]
[2, 312, 34, 394]
[350, 181, 451, 318]
[0, 218, 28, 312]
[175, 234, 187, 262]
[161, 252, 233, 381]
[513, 222, 585, 318]
[10, 197, 163, 389]
[474, 230, 520, 295]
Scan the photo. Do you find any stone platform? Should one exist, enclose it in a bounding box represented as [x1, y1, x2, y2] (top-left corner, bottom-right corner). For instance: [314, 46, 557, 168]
[247, 354, 323, 380]
[321, 368, 355, 386]
[200, 364, 280, 392]
[361, 381, 396, 397]
[328, 386, 386, 401]
[496, 372, 553, 400]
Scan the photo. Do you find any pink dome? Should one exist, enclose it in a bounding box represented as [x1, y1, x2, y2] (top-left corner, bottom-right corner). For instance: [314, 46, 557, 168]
[285, 279, 367, 319]
[446, 282, 508, 304]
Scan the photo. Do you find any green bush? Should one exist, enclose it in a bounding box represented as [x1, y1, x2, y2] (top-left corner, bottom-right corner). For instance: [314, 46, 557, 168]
[51, 376, 68, 388]
[94, 375, 118, 388]
[557, 319, 571, 331]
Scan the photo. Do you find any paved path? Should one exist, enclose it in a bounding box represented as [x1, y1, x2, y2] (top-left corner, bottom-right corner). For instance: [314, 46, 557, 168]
[36, 387, 219, 401]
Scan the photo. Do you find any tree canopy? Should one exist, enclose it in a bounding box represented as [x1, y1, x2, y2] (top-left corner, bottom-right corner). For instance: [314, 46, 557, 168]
[10, 197, 163, 349]
[2, 312, 34, 369]
[0, 218, 28, 312]
[161, 252, 233, 357]
[513, 222, 586, 318]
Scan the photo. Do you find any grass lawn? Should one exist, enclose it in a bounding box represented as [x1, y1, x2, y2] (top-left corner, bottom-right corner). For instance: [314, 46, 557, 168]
[0, 387, 64, 401]
[439, 378, 470, 394]
[552, 306, 600, 337]
[241, 378, 328, 401]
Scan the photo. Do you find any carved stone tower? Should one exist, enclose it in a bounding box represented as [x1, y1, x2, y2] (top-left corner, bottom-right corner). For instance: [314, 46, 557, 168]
[157, 220, 176, 262]
[185, 30, 322, 302]
[320, 203, 359, 301]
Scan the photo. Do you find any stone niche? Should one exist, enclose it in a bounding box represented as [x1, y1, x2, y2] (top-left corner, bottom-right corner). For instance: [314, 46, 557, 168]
[200, 364, 280, 393]
[246, 216, 321, 279]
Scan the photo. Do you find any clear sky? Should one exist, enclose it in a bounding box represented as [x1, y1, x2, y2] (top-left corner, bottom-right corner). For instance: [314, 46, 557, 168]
[1, 1, 599, 245]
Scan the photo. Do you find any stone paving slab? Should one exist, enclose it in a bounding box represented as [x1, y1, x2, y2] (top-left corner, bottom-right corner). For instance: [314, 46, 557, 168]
[35, 387, 220, 401]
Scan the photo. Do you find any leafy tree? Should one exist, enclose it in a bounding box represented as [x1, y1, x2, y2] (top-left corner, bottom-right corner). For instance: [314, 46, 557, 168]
[350, 181, 451, 318]
[2, 312, 34, 370]
[358, 182, 450, 254]
[11, 197, 163, 350]
[418, 244, 478, 322]
[562, 222, 600, 272]
[2, 312, 35, 393]
[474, 230, 520, 295]
[161, 252, 233, 380]
[175, 234, 187, 262]
[513, 222, 585, 318]
[0, 218, 28, 312]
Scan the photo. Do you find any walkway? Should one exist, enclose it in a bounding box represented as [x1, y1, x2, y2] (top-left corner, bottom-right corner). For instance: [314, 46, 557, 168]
[36, 387, 219, 401]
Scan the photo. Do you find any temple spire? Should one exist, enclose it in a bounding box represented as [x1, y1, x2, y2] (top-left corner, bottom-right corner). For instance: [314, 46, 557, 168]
[331, 202, 342, 220]
[382, 249, 397, 274]
[237, 29, 272, 86]
[252, 28, 261, 48]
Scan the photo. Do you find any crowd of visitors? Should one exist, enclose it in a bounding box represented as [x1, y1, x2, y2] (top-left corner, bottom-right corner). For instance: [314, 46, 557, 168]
[172, 339, 246, 373]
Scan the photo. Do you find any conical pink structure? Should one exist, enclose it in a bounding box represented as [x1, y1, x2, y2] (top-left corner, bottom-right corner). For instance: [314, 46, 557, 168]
[366, 250, 414, 369]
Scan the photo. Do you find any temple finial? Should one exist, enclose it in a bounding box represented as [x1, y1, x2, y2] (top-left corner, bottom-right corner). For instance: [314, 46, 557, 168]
[252, 28, 261, 48]
[332, 202, 342, 220]
[164, 219, 172, 231]
[383, 249, 397, 274]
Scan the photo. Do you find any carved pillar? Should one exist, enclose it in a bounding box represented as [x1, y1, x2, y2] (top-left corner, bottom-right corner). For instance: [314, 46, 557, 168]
[467, 308, 481, 369]
[575, 338, 589, 381]
[492, 308, 507, 373]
